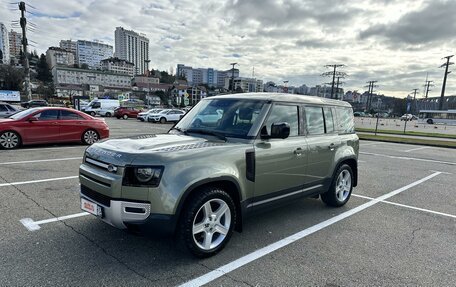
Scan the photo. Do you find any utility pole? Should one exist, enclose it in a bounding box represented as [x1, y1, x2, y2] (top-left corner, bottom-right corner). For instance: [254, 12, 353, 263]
[439, 55, 454, 110]
[144, 59, 151, 107]
[321, 64, 346, 99]
[19, 1, 31, 101]
[335, 76, 345, 100]
[365, 80, 377, 112]
[424, 80, 433, 99]
[411, 88, 419, 114]
[230, 62, 238, 93]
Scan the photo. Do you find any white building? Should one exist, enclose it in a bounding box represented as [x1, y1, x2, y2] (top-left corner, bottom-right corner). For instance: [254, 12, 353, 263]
[76, 40, 113, 69]
[46, 47, 75, 68]
[114, 27, 149, 75]
[59, 40, 77, 57]
[100, 57, 134, 76]
[177, 64, 239, 88]
[52, 66, 131, 89]
[8, 30, 21, 60]
[225, 77, 263, 93]
[0, 23, 9, 64]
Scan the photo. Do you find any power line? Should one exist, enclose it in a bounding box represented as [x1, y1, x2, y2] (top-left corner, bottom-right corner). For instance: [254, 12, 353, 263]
[364, 80, 378, 111]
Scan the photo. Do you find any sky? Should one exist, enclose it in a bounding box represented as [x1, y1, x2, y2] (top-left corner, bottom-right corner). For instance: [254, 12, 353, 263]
[1, 0, 456, 98]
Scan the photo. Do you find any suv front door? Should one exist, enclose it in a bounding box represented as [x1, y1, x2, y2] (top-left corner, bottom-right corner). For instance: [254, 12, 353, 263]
[252, 103, 308, 207]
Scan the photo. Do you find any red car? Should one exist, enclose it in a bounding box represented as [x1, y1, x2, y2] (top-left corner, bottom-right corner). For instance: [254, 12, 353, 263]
[0, 107, 109, 149]
[114, 107, 142, 119]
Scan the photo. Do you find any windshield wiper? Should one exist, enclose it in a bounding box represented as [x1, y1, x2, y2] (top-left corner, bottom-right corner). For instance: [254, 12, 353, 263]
[186, 129, 227, 141]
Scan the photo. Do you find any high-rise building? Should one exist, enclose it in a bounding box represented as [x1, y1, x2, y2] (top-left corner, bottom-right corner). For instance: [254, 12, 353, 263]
[0, 23, 9, 64]
[59, 40, 77, 56]
[8, 30, 22, 60]
[76, 40, 113, 69]
[114, 27, 149, 75]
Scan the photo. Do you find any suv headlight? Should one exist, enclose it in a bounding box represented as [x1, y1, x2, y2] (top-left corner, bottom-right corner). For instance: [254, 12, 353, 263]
[123, 166, 164, 187]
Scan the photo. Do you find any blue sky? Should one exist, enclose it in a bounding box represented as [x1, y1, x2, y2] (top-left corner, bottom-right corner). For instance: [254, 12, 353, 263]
[1, 0, 456, 98]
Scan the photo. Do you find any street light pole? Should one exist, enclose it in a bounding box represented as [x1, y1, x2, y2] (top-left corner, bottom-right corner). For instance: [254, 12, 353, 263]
[230, 63, 238, 93]
[145, 59, 151, 107]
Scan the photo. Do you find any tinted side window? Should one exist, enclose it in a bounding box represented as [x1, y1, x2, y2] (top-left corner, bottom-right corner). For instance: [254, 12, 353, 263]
[324, 107, 335, 133]
[305, 106, 325, 135]
[264, 104, 299, 137]
[335, 107, 355, 133]
[35, 110, 59, 120]
[61, 110, 84, 120]
[0, 105, 7, 112]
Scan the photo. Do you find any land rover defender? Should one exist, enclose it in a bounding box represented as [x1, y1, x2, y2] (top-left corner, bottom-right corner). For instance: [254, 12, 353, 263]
[79, 93, 358, 257]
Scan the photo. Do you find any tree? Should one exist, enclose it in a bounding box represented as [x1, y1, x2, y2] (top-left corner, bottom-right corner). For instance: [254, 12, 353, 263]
[0, 65, 24, 91]
[36, 54, 53, 83]
[80, 63, 89, 69]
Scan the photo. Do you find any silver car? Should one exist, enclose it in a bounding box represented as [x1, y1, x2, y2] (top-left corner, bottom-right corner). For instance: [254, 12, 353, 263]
[0, 103, 21, 118]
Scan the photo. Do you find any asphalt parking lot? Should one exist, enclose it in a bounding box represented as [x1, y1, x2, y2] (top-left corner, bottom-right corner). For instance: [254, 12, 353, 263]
[0, 117, 455, 286]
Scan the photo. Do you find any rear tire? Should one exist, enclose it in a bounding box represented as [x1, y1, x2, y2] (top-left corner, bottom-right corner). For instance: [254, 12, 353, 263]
[427, 119, 433, 124]
[82, 129, 99, 145]
[179, 187, 236, 258]
[160, 117, 167, 124]
[105, 112, 111, 117]
[321, 164, 353, 207]
[0, 131, 21, 149]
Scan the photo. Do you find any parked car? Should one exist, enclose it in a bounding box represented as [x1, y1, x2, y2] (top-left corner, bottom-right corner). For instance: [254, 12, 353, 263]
[353, 111, 365, 117]
[137, 109, 164, 122]
[0, 107, 109, 149]
[114, 107, 143, 119]
[21, 100, 48, 109]
[83, 99, 119, 116]
[148, 109, 185, 123]
[79, 93, 358, 257]
[0, 102, 21, 118]
[400, 114, 417, 121]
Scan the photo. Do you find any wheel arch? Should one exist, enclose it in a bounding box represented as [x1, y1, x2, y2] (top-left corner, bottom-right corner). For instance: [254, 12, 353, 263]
[175, 176, 243, 233]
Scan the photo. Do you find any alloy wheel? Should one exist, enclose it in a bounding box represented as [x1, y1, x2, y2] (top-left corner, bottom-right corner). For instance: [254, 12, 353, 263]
[83, 130, 99, 145]
[336, 170, 351, 202]
[192, 199, 231, 251]
[0, 132, 19, 149]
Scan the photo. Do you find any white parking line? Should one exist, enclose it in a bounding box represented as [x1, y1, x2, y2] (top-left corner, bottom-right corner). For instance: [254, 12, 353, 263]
[0, 157, 82, 165]
[360, 151, 456, 166]
[0, 176, 78, 187]
[404, 146, 431, 153]
[20, 212, 89, 231]
[352, 194, 456, 219]
[178, 172, 441, 287]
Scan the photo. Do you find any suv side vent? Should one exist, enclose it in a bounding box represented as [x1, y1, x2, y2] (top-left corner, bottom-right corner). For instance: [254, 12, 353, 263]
[246, 150, 255, 182]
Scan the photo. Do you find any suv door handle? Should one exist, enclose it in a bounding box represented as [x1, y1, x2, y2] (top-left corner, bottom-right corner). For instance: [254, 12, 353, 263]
[294, 147, 303, 156]
[329, 143, 335, 151]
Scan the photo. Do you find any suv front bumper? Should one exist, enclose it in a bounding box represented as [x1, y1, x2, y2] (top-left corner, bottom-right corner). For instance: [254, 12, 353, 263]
[80, 191, 151, 229]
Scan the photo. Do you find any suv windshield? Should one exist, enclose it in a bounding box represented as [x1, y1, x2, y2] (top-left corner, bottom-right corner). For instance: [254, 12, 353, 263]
[175, 98, 265, 139]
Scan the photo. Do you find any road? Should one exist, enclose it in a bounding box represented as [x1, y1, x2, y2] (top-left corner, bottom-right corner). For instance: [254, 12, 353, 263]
[0, 117, 455, 286]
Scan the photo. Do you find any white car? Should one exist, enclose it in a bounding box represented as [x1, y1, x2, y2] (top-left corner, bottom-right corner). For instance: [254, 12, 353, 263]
[97, 108, 117, 117]
[148, 109, 185, 123]
[138, 109, 164, 122]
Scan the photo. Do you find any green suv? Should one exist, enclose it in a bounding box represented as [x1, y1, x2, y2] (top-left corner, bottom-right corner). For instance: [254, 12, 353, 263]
[79, 93, 358, 257]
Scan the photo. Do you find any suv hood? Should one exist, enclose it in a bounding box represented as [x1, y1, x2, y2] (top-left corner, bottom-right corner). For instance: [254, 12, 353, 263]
[85, 134, 228, 166]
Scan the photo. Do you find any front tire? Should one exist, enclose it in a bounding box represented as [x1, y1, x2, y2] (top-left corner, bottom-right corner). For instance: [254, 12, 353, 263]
[321, 164, 353, 207]
[90, 111, 96, 117]
[123, 114, 128, 120]
[105, 112, 111, 117]
[0, 131, 21, 149]
[82, 129, 99, 145]
[160, 117, 167, 124]
[179, 187, 236, 258]
[427, 119, 433, 124]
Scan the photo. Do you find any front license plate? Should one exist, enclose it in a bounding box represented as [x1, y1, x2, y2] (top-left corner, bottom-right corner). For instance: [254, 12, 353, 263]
[81, 198, 102, 216]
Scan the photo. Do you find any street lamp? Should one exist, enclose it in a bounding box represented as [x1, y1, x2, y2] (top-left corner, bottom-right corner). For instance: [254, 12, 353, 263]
[145, 59, 151, 107]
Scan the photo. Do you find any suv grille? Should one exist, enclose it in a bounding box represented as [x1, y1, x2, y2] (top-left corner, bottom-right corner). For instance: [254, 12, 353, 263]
[85, 157, 117, 173]
[81, 185, 111, 207]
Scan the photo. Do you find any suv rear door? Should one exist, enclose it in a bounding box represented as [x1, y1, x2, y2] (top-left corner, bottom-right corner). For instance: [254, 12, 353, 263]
[303, 106, 341, 185]
[252, 103, 308, 207]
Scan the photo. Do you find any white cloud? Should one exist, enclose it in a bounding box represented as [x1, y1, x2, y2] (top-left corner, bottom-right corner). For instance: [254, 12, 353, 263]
[1, 0, 455, 98]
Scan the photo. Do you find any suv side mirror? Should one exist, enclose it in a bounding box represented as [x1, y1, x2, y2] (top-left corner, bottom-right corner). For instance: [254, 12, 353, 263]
[261, 122, 290, 139]
[28, 116, 38, 122]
